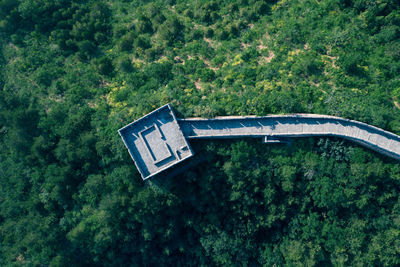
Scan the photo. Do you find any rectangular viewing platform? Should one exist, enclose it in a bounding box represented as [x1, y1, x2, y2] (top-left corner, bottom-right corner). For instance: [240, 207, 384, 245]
[118, 104, 194, 180]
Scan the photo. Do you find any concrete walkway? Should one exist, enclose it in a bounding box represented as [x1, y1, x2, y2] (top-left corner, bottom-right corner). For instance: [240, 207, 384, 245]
[178, 114, 400, 161]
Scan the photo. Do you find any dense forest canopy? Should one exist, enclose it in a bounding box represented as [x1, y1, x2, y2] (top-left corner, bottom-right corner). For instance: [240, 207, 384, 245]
[0, 0, 400, 265]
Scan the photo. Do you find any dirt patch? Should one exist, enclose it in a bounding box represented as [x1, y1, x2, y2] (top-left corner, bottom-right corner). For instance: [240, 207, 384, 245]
[204, 37, 213, 47]
[322, 54, 339, 69]
[265, 51, 275, 62]
[240, 42, 251, 49]
[194, 79, 203, 90]
[259, 51, 275, 64]
[204, 37, 221, 49]
[100, 80, 110, 88]
[174, 56, 184, 64]
[185, 54, 219, 71]
[394, 99, 400, 110]
[9, 42, 19, 51]
[257, 44, 268, 50]
[310, 80, 327, 94]
[203, 59, 219, 71]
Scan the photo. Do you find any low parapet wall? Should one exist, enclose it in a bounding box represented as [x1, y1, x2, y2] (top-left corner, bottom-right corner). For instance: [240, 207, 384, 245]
[178, 114, 400, 161]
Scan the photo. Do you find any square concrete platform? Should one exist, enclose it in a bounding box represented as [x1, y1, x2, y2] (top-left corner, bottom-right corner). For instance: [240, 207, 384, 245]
[118, 104, 194, 180]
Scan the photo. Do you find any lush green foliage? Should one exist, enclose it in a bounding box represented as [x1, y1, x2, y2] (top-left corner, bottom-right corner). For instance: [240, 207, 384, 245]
[1, 0, 400, 265]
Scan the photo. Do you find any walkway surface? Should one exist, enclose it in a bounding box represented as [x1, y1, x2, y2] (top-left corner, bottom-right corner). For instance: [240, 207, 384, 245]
[119, 104, 400, 180]
[179, 114, 400, 161]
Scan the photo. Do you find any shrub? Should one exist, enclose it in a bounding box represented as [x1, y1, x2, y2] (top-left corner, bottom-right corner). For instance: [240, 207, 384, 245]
[135, 35, 151, 50]
[77, 40, 96, 60]
[97, 57, 114, 75]
[119, 33, 134, 52]
[205, 28, 214, 38]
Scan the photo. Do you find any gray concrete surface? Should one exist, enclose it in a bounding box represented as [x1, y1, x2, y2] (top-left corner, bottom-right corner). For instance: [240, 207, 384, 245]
[118, 104, 193, 180]
[179, 114, 400, 161]
[119, 105, 400, 180]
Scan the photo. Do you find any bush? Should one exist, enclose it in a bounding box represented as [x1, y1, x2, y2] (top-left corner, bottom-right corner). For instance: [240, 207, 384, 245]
[216, 29, 229, 40]
[137, 15, 153, 34]
[119, 33, 135, 52]
[158, 16, 184, 45]
[135, 35, 151, 50]
[119, 57, 133, 73]
[338, 53, 364, 76]
[145, 61, 173, 84]
[254, 1, 270, 16]
[198, 68, 216, 82]
[184, 9, 194, 19]
[205, 28, 214, 38]
[97, 57, 114, 76]
[145, 47, 162, 61]
[242, 48, 259, 61]
[188, 29, 203, 41]
[77, 40, 96, 60]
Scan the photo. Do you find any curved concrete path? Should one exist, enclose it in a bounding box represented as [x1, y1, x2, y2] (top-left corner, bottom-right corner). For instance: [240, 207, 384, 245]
[178, 114, 400, 161]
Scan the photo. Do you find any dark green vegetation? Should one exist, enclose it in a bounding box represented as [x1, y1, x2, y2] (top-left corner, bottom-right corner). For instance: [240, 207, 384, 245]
[1, 0, 400, 265]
